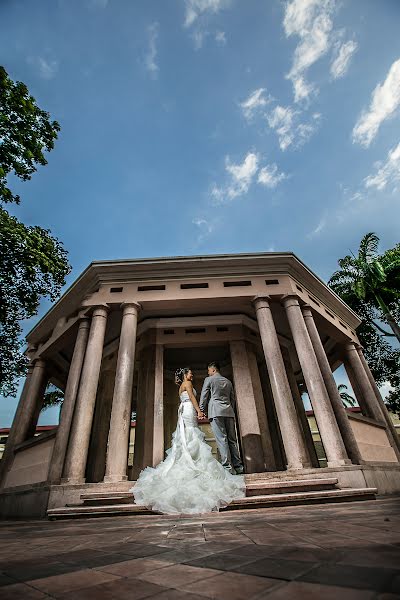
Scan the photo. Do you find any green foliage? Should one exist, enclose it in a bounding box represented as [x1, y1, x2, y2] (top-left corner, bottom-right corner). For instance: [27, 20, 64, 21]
[0, 208, 70, 395]
[42, 384, 64, 411]
[329, 233, 400, 339]
[329, 234, 400, 416]
[337, 383, 356, 407]
[0, 66, 70, 396]
[0, 66, 60, 205]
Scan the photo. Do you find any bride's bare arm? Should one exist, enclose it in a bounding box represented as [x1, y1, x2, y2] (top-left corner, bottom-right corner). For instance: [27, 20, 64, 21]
[184, 382, 205, 418]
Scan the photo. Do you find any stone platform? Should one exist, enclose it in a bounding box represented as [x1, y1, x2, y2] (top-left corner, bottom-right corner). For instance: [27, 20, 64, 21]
[1, 497, 400, 598]
[47, 476, 377, 519]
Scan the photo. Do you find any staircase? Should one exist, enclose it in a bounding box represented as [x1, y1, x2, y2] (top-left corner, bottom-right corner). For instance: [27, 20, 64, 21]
[47, 476, 377, 519]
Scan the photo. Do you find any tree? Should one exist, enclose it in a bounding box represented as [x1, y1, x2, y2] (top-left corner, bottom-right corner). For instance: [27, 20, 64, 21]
[337, 383, 356, 408]
[0, 66, 60, 205]
[329, 233, 400, 342]
[329, 234, 400, 416]
[0, 66, 70, 397]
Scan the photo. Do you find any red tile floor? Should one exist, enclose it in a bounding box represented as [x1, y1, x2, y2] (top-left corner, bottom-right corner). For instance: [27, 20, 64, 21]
[1, 497, 400, 599]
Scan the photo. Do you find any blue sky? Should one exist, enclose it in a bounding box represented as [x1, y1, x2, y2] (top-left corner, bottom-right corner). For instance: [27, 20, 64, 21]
[1, 0, 399, 426]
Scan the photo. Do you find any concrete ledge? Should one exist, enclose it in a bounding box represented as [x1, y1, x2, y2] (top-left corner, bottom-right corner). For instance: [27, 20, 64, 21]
[0, 482, 50, 519]
[48, 480, 135, 510]
[14, 429, 57, 453]
[347, 412, 387, 429]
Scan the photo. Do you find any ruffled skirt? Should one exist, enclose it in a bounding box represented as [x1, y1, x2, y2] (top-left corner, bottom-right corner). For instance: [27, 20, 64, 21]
[130, 401, 245, 514]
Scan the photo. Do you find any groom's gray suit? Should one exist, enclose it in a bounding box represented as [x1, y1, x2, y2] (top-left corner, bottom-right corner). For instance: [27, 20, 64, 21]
[199, 373, 244, 473]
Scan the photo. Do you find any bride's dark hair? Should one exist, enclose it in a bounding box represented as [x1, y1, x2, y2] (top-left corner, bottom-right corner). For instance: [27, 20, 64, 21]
[175, 367, 191, 386]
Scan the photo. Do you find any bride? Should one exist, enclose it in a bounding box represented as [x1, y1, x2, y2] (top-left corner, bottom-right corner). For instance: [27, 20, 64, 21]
[131, 367, 245, 514]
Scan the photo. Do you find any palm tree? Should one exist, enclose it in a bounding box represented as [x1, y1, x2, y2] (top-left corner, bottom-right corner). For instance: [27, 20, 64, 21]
[329, 233, 400, 343]
[337, 384, 357, 408]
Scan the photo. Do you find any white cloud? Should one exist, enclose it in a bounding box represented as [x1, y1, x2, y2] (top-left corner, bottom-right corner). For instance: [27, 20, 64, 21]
[240, 88, 272, 120]
[145, 22, 159, 77]
[267, 105, 320, 150]
[192, 217, 214, 243]
[283, 0, 335, 103]
[27, 56, 58, 79]
[267, 106, 296, 151]
[211, 151, 288, 203]
[225, 152, 259, 199]
[191, 29, 208, 50]
[183, 0, 230, 28]
[364, 142, 400, 191]
[330, 39, 357, 79]
[307, 217, 326, 238]
[353, 58, 400, 147]
[258, 164, 287, 188]
[215, 30, 227, 45]
[211, 152, 259, 203]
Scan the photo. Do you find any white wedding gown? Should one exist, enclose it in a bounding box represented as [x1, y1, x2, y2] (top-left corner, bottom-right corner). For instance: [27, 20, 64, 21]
[131, 389, 245, 514]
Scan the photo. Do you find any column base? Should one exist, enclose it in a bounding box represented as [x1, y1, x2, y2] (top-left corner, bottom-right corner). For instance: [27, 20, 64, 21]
[286, 461, 312, 470]
[327, 458, 352, 467]
[103, 475, 128, 483]
[60, 477, 86, 485]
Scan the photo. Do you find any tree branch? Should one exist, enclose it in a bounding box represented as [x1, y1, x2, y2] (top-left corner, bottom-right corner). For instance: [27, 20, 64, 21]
[370, 319, 396, 337]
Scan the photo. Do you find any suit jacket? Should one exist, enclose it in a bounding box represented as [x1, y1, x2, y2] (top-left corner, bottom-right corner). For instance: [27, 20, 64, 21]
[199, 373, 236, 419]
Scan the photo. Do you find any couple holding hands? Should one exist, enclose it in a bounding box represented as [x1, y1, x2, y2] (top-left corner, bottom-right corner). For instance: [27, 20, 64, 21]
[131, 361, 245, 514]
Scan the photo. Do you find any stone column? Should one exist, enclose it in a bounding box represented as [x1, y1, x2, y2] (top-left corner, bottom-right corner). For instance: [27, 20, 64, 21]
[253, 296, 310, 469]
[0, 358, 47, 486]
[283, 295, 349, 467]
[26, 370, 49, 440]
[356, 345, 400, 457]
[342, 342, 384, 422]
[152, 344, 164, 467]
[246, 346, 276, 471]
[135, 344, 164, 471]
[282, 354, 320, 469]
[258, 362, 287, 470]
[86, 364, 115, 482]
[17, 359, 48, 443]
[302, 305, 363, 465]
[48, 317, 90, 483]
[230, 340, 266, 472]
[132, 360, 145, 479]
[62, 305, 109, 484]
[104, 302, 141, 482]
[342, 359, 370, 417]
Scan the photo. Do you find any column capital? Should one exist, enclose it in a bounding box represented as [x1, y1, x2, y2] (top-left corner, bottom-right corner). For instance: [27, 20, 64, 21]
[281, 293, 301, 308]
[77, 315, 91, 329]
[252, 295, 271, 309]
[121, 301, 142, 314]
[90, 304, 110, 318]
[301, 304, 313, 317]
[344, 340, 357, 352]
[32, 358, 47, 370]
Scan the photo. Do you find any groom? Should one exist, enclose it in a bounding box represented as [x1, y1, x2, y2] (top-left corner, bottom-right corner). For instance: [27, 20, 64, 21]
[199, 362, 244, 475]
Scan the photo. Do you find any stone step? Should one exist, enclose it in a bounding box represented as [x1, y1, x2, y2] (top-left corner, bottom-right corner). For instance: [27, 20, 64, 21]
[76, 477, 339, 505]
[245, 477, 338, 496]
[80, 491, 134, 500]
[74, 495, 134, 506]
[76, 478, 339, 506]
[48, 503, 156, 519]
[223, 487, 378, 510]
[48, 486, 377, 519]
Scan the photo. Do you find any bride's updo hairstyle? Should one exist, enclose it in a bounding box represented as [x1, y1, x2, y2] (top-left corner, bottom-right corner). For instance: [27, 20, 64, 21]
[175, 367, 191, 386]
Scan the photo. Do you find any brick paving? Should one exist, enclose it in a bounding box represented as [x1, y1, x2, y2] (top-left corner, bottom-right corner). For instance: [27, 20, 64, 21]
[0, 497, 400, 598]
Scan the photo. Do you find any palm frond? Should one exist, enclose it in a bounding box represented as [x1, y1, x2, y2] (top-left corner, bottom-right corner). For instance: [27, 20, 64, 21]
[359, 232, 380, 263]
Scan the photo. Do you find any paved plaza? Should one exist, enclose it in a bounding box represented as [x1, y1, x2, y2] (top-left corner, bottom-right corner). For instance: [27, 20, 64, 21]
[1, 497, 400, 599]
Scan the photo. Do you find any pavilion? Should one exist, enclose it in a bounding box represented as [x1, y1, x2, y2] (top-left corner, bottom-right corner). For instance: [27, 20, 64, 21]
[1, 252, 399, 518]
